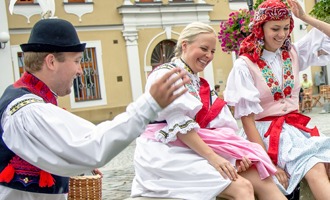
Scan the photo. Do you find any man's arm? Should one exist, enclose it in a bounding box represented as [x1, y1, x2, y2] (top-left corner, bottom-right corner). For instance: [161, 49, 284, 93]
[2, 68, 190, 177]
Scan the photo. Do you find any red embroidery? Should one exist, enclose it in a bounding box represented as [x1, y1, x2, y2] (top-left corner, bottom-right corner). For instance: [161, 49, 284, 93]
[13, 72, 57, 106]
[0, 72, 56, 187]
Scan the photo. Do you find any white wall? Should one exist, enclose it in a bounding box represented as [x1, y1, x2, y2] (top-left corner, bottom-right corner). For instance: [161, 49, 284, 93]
[0, 1, 14, 96]
[291, 0, 311, 83]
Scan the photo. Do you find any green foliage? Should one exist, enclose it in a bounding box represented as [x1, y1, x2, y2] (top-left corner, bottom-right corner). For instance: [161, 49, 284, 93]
[310, 0, 330, 23]
[253, 0, 289, 10]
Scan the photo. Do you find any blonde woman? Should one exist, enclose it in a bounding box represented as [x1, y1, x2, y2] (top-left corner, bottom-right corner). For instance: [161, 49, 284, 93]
[131, 22, 286, 200]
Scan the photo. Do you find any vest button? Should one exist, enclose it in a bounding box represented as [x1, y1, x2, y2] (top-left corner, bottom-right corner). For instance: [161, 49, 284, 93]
[283, 108, 287, 112]
[281, 100, 285, 104]
[23, 177, 29, 183]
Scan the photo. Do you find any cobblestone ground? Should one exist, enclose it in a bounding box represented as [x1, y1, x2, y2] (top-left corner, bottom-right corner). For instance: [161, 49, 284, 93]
[99, 105, 330, 200]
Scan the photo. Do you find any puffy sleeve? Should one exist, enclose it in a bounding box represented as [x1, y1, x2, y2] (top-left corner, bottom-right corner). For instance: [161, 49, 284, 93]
[294, 28, 330, 71]
[2, 92, 161, 177]
[146, 69, 202, 143]
[224, 58, 263, 119]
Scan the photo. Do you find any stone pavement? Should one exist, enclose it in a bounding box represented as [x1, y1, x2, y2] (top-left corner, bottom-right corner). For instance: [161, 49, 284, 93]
[99, 103, 330, 200]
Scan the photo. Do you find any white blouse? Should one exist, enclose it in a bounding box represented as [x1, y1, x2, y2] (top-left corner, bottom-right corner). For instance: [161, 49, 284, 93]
[147, 58, 239, 144]
[224, 28, 330, 119]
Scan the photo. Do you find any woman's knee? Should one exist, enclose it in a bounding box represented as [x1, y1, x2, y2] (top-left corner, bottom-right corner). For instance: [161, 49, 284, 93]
[236, 178, 254, 195]
[221, 177, 254, 199]
[305, 163, 327, 182]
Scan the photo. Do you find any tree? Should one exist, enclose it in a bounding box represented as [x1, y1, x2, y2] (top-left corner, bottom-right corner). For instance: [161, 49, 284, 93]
[309, 0, 330, 23]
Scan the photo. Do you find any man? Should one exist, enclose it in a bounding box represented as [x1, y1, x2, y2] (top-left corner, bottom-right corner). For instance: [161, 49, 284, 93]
[214, 84, 220, 96]
[300, 74, 313, 112]
[0, 19, 189, 200]
[301, 73, 313, 89]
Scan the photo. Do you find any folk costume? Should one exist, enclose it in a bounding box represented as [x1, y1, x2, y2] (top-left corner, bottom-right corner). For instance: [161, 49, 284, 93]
[0, 19, 163, 200]
[131, 58, 277, 200]
[224, 0, 330, 195]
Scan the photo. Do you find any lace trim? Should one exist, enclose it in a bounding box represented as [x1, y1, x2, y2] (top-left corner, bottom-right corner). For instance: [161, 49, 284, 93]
[155, 120, 200, 144]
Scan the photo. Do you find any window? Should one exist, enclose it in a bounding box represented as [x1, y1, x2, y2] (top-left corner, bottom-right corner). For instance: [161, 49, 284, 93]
[17, 52, 25, 78]
[73, 47, 101, 101]
[151, 40, 176, 69]
[68, 0, 85, 2]
[69, 41, 107, 109]
[16, 0, 34, 3]
[11, 41, 107, 109]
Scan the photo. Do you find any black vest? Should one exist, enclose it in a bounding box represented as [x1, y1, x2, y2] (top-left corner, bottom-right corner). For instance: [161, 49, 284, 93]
[0, 85, 69, 194]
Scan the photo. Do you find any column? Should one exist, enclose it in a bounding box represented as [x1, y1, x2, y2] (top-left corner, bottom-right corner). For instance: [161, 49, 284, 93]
[0, 1, 14, 96]
[122, 29, 143, 102]
[204, 61, 215, 89]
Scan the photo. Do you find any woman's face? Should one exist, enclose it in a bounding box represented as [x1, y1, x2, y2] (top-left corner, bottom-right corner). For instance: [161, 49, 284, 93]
[181, 33, 216, 73]
[262, 19, 290, 52]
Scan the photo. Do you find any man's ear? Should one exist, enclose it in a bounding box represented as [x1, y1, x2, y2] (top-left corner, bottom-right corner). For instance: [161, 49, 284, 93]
[44, 54, 56, 71]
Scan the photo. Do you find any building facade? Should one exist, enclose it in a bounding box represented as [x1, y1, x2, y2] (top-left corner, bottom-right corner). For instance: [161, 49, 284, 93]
[1, 0, 321, 123]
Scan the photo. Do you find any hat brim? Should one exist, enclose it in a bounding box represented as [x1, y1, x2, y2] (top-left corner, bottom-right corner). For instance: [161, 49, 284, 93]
[20, 43, 86, 52]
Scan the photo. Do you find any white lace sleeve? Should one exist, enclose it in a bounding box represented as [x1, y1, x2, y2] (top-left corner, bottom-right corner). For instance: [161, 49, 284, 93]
[294, 28, 330, 71]
[146, 68, 202, 143]
[224, 58, 263, 119]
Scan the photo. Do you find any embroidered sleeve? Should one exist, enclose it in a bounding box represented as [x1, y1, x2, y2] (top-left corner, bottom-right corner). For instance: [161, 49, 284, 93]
[294, 28, 330, 71]
[2, 92, 163, 177]
[10, 98, 44, 115]
[146, 67, 202, 143]
[224, 58, 263, 119]
[155, 111, 200, 144]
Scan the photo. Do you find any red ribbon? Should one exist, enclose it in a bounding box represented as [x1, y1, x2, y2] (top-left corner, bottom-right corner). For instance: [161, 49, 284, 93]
[195, 78, 227, 128]
[257, 110, 319, 165]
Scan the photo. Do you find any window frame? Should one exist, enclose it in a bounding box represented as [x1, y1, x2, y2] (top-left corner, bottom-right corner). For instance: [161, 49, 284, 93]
[69, 40, 107, 109]
[15, 0, 34, 4]
[68, 0, 85, 2]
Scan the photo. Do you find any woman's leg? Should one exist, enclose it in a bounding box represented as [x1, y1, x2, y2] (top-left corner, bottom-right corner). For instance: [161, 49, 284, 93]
[304, 163, 330, 200]
[217, 176, 254, 200]
[239, 167, 287, 200]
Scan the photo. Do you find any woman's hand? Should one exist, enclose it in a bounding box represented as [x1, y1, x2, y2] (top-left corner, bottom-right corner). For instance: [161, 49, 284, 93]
[275, 166, 290, 189]
[207, 153, 238, 181]
[93, 168, 103, 178]
[236, 157, 253, 173]
[287, 0, 306, 20]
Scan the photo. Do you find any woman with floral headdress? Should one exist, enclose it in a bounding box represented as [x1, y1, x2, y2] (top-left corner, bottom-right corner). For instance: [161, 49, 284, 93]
[225, 0, 330, 199]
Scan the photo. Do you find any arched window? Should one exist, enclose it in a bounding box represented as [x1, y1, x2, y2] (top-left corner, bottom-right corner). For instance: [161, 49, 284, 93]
[151, 40, 176, 69]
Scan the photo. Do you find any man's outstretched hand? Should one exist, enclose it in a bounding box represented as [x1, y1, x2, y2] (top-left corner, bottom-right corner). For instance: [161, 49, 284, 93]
[149, 68, 189, 108]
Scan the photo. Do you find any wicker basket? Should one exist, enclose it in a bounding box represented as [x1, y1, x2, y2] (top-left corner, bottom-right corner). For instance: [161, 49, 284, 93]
[68, 174, 102, 200]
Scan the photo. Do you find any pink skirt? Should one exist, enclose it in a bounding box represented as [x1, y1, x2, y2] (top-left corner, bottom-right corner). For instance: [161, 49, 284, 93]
[141, 123, 276, 180]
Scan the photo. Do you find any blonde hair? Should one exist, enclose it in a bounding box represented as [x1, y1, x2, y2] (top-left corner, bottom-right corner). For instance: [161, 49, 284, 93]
[23, 52, 65, 73]
[171, 22, 216, 62]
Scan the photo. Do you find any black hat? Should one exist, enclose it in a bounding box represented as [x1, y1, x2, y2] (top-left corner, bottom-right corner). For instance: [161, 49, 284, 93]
[20, 19, 86, 52]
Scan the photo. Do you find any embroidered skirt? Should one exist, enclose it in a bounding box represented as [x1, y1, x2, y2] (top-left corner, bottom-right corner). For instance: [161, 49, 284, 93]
[239, 121, 330, 195]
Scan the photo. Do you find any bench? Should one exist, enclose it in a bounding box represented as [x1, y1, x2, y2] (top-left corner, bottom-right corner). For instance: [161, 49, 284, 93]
[125, 179, 315, 200]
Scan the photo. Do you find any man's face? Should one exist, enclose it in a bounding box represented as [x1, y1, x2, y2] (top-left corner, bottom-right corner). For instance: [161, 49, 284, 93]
[53, 52, 83, 96]
[303, 75, 307, 81]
